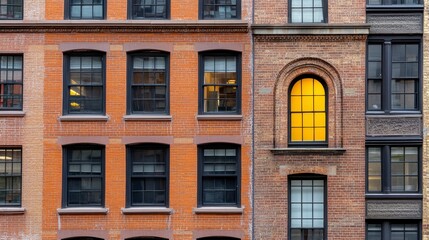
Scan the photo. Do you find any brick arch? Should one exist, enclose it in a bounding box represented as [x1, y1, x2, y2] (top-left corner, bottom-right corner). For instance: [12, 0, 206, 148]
[274, 58, 343, 148]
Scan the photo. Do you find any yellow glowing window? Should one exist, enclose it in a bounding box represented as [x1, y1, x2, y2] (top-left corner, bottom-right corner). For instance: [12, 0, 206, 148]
[290, 77, 326, 143]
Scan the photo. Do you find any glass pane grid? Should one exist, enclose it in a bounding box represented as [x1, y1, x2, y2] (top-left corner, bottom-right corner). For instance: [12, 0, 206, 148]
[203, 0, 238, 19]
[66, 147, 103, 206]
[131, 55, 167, 113]
[203, 55, 238, 113]
[201, 147, 238, 206]
[0, 0, 22, 19]
[290, 78, 326, 143]
[390, 147, 419, 192]
[290, 0, 325, 23]
[132, 0, 167, 19]
[70, 0, 104, 19]
[67, 56, 104, 114]
[130, 147, 167, 206]
[0, 55, 23, 110]
[0, 148, 21, 206]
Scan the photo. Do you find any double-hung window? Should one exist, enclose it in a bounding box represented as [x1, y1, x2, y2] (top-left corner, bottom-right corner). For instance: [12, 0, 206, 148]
[200, 0, 240, 19]
[289, 0, 327, 23]
[367, 145, 420, 193]
[0, 148, 21, 206]
[126, 144, 169, 207]
[0, 0, 23, 20]
[367, 39, 421, 112]
[0, 55, 23, 110]
[129, 0, 169, 19]
[199, 52, 241, 114]
[289, 175, 326, 240]
[63, 145, 104, 207]
[198, 144, 240, 207]
[66, 0, 105, 19]
[367, 222, 419, 240]
[128, 51, 169, 114]
[64, 53, 105, 115]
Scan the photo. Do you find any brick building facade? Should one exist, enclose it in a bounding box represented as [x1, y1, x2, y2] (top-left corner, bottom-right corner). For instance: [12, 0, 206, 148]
[0, 1, 252, 239]
[252, 0, 369, 239]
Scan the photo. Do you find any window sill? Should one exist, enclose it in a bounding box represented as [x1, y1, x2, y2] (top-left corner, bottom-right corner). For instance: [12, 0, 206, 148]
[366, 193, 423, 199]
[121, 207, 173, 214]
[123, 115, 172, 121]
[0, 111, 25, 117]
[193, 206, 244, 214]
[271, 148, 346, 155]
[57, 207, 109, 215]
[0, 207, 25, 215]
[58, 115, 109, 122]
[197, 115, 242, 121]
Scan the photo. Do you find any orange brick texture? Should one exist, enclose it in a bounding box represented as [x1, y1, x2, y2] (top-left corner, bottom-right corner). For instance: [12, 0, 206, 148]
[0, 34, 45, 239]
[42, 32, 252, 240]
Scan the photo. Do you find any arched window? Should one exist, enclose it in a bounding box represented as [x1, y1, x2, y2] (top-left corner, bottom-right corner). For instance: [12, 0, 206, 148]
[63, 237, 104, 240]
[289, 77, 327, 146]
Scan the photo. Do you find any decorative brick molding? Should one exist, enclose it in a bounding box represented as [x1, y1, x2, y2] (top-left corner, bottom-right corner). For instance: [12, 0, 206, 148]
[0, 21, 249, 33]
[121, 229, 173, 240]
[58, 230, 108, 239]
[366, 115, 422, 137]
[123, 42, 174, 53]
[193, 230, 243, 240]
[273, 57, 343, 148]
[366, 199, 422, 219]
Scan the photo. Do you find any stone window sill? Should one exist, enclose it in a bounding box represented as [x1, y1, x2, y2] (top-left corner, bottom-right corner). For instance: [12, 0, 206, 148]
[193, 207, 244, 214]
[57, 207, 109, 215]
[197, 115, 242, 121]
[0, 207, 25, 214]
[123, 115, 172, 121]
[0, 111, 25, 117]
[121, 207, 173, 214]
[58, 115, 109, 122]
[271, 148, 346, 155]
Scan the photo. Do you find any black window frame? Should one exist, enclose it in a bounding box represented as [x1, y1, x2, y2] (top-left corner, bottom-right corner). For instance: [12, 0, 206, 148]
[288, 174, 327, 240]
[63, 52, 106, 115]
[65, 0, 106, 20]
[365, 142, 422, 195]
[62, 144, 105, 208]
[128, 0, 170, 19]
[0, 54, 23, 111]
[366, 36, 422, 114]
[197, 143, 241, 207]
[199, 0, 241, 20]
[0, 0, 23, 20]
[0, 147, 22, 207]
[127, 51, 170, 115]
[288, 75, 328, 148]
[126, 144, 169, 208]
[288, 0, 328, 23]
[198, 51, 241, 115]
[366, 221, 420, 240]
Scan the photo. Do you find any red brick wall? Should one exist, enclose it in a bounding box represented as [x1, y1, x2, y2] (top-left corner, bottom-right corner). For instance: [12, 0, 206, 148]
[42, 32, 252, 240]
[253, 35, 367, 239]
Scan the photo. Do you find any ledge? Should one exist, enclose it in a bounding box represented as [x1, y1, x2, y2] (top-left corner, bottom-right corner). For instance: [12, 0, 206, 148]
[365, 113, 422, 118]
[0, 111, 25, 117]
[0, 20, 249, 33]
[271, 148, 346, 155]
[252, 24, 370, 35]
[193, 207, 244, 214]
[121, 207, 173, 214]
[58, 115, 109, 122]
[197, 115, 242, 121]
[0, 207, 25, 214]
[365, 193, 423, 199]
[57, 207, 109, 215]
[123, 115, 172, 121]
